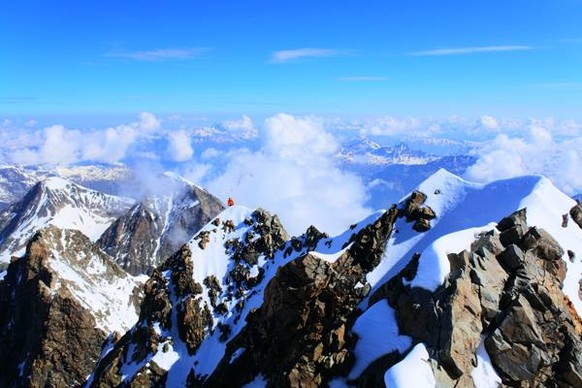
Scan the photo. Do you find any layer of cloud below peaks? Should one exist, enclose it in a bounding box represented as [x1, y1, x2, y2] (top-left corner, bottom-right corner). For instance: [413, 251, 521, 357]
[4, 112, 161, 165]
[465, 124, 582, 195]
[203, 113, 371, 236]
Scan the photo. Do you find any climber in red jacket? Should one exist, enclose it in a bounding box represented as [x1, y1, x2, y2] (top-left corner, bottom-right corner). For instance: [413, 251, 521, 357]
[227, 197, 234, 207]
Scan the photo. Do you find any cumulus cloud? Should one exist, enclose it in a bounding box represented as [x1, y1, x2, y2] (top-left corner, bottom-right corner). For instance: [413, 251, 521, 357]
[222, 115, 257, 138]
[4, 112, 162, 165]
[138, 111, 161, 132]
[479, 115, 499, 130]
[465, 123, 582, 195]
[205, 113, 370, 235]
[360, 116, 425, 137]
[270, 48, 352, 63]
[166, 130, 194, 162]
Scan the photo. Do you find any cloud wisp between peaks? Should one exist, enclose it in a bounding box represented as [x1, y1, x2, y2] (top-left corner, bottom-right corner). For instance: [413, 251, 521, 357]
[106, 47, 209, 61]
[270, 48, 353, 63]
[409, 45, 533, 56]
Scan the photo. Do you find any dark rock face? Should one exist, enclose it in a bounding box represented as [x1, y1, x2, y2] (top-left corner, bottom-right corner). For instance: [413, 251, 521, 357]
[0, 229, 107, 387]
[401, 190, 436, 232]
[89, 208, 291, 386]
[97, 181, 224, 275]
[206, 207, 399, 387]
[370, 208, 582, 387]
[570, 203, 582, 230]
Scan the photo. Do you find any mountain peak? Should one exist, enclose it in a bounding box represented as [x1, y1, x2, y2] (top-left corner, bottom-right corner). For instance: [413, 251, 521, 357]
[0, 178, 134, 267]
[42, 176, 73, 191]
[97, 175, 225, 275]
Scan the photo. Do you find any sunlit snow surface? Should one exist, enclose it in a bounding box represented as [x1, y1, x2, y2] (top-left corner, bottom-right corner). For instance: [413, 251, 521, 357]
[47, 231, 144, 334]
[351, 169, 582, 383]
[471, 336, 502, 388]
[348, 300, 412, 380]
[0, 176, 134, 266]
[384, 343, 435, 387]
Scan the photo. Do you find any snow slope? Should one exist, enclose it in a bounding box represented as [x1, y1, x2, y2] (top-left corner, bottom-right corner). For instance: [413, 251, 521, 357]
[350, 168, 582, 385]
[0, 177, 134, 267]
[39, 226, 145, 333]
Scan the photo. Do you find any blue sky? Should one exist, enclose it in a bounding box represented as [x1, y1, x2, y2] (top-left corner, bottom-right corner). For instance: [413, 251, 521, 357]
[2, 1, 582, 120]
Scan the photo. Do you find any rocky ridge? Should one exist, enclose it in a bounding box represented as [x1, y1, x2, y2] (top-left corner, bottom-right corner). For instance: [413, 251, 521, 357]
[0, 226, 144, 387]
[0, 168, 581, 387]
[368, 208, 582, 387]
[87, 206, 291, 386]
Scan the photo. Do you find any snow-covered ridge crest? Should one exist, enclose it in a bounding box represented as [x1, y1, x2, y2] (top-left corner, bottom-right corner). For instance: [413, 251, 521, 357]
[369, 169, 582, 312]
[347, 169, 582, 387]
[0, 176, 134, 268]
[87, 203, 398, 386]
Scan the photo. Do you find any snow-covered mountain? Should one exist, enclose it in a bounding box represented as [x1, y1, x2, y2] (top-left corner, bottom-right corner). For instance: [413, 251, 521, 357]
[87, 169, 582, 387]
[0, 166, 581, 387]
[0, 165, 46, 210]
[87, 204, 394, 386]
[337, 138, 439, 166]
[0, 177, 134, 269]
[0, 226, 145, 387]
[0, 164, 135, 211]
[97, 172, 224, 275]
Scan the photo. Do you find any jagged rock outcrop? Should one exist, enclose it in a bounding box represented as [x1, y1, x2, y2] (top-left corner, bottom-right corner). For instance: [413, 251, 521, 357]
[401, 190, 436, 232]
[0, 226, 142, 387]
[369, 208, 582, 387]
[88, 207, 290, 386]
[570, 203, 582, 230]
[205, 206, 399, 386]
[97, 174, 224, 275]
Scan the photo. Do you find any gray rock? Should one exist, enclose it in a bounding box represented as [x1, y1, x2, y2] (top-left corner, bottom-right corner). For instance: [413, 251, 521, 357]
[499, 244, 525, 270]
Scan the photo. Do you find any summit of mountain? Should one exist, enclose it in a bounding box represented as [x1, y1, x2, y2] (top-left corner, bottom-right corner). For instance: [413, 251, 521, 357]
[96, 172, 225, 275]
[0, 176, 134, 270]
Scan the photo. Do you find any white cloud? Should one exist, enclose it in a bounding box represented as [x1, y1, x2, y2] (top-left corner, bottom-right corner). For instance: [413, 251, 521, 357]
[205, 113, 370, 235]
[479, 115, 499, 130]
[270, 48, 352, 63]
[166, 130, 194, 162]
[138, 111, 161, 132]
[264, 113, 337, 160]
[4, 112, 163, 165]
[465, 123, 582, 195]
[106, 48, 209, 61]
[201, 147, 222, 160]
[360, 116, 425, 137]
[410, 45, 533, 56]
[222, 115, 257, 138]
